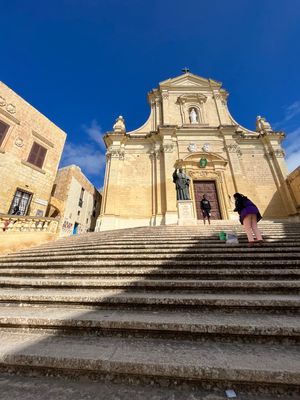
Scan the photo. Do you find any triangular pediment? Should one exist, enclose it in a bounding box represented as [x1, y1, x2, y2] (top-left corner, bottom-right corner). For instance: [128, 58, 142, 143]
[159, 73, 222, 90]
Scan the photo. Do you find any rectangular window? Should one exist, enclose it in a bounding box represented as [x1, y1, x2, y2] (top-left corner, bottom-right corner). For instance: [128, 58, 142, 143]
[27, 142, 47, 169]
[9, 189, 32, 216]
[0, 120, 9, 147]
[78, 188, 85, 207]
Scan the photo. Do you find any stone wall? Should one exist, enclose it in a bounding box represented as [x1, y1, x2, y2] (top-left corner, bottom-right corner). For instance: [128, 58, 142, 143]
[51, 165, 101, 236]
[287, 166, 300, 218]
[0, 81, 66, 217]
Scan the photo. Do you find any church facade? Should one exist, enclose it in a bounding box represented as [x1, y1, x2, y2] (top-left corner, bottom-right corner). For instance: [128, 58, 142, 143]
[96, 72, 296, 231]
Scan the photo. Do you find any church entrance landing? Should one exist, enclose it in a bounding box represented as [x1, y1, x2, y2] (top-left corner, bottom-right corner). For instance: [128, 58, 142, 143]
[193, 181, 221, 220]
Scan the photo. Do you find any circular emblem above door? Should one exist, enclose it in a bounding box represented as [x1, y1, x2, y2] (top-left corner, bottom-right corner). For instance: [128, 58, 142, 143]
[188, 143, 197, 152]
[202, 143, 210, 152]
[199, 158, 208, 168]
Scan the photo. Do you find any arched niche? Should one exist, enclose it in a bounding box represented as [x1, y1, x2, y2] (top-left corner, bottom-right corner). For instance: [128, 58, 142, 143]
[177, 94, 207, 125]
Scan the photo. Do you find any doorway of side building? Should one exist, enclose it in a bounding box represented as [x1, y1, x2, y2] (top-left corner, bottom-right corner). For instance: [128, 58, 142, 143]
[193, 180, 221, 220]
[73, 222, 79, 235]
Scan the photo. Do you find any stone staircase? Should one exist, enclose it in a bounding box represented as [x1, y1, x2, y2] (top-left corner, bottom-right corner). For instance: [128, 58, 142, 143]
[0, 221, 299, 397]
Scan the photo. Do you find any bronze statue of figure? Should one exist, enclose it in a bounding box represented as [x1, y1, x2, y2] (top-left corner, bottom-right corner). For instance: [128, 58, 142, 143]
[173, 168, 191, 200]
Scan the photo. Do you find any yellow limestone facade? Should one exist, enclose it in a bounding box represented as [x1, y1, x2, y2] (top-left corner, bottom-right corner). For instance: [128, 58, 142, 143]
[0, 81, 66, 217]
[96, 72, 297, 231]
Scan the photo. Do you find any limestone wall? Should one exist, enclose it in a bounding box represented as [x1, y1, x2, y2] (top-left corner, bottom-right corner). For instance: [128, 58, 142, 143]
[52, 165, 101, 236]
[0, 232, 57, 255]
[0, 81, 66, 217]
[287, 166, 300, 217]
[97, 72, 296, 231]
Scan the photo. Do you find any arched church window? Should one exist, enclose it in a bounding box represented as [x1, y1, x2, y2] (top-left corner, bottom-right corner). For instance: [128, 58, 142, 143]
[189, 107, 199, 124]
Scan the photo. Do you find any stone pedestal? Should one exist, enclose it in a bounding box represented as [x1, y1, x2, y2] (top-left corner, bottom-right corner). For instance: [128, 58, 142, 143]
[177, 200, 197, 226]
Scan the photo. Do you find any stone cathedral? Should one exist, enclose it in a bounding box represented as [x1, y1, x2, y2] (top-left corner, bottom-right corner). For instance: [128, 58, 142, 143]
[96, 72, 296, 231]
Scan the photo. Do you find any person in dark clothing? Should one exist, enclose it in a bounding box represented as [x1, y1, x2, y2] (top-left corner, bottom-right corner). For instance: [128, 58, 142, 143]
[200, 194, 211, 225]
[233, 192, 263, 247]
[11, 205, 21, 215]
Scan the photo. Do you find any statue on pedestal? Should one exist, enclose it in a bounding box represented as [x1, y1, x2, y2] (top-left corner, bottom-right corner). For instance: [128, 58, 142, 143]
[256, 115, 272, 134]
[189, 108, 198, 124]
[173, 168, 191, 200]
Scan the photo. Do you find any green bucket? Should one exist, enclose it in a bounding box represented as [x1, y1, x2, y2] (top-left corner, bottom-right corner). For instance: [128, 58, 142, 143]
[219, 231, 226, 241]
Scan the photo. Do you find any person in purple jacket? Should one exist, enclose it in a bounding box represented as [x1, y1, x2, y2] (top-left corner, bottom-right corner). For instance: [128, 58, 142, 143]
[233, 193, 263, 247]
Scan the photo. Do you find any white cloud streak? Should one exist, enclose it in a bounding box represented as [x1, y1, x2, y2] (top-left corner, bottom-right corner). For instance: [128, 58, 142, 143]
[284, 101, 300, 122]
[61, 142, 106, 175]
[82, 119, 106, 149]
[284, 127, 300, 172]
[61, 119, 106, 177]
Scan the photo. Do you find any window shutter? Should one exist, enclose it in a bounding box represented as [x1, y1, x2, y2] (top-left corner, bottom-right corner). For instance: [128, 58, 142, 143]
[28, 142, 39, 165]
[36, 145, 47, 168]
[27, 142, 47, 168]
[0, 121, 9, 146]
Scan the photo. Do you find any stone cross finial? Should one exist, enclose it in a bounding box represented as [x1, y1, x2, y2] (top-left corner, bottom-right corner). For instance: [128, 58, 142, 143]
[182, 67, 190, 73]
[113, 115, 126, 134]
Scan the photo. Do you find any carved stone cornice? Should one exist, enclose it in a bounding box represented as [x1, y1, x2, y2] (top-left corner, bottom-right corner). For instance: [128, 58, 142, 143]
[224, 143, 242, 157]
[188, 169, 223, 183]
[0, 106, 20, 125]
[106, 148, 125, 160]
[268, 149, 286, 159]
[0, 96, 16, 114]
[162, 143, 174, 153]
[177, 93, 207, 105]
[213, 89, 228, 105]
[32, 130, 54, 148]
[149, 146, 161, 160]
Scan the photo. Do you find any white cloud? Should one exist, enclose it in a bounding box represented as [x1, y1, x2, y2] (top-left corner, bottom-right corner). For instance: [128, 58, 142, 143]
[284, 127, 300, 172]
[82, 119, 105, 149]
[284, 101, 300, 122]
[61, 142, 106, 176]
[272, 101, 300, 129]
[60, 119, 107, 179]
[286, 150, 300, 173]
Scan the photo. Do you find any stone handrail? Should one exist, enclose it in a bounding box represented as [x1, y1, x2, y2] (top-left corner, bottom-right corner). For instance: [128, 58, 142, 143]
[0, 215, 59, 234]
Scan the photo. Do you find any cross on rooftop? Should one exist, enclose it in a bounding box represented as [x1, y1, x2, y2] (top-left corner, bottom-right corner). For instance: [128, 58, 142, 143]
[182, 67, 190, 73]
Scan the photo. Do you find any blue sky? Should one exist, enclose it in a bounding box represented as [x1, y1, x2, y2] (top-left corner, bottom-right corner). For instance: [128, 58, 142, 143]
[2, 0, 300, 188]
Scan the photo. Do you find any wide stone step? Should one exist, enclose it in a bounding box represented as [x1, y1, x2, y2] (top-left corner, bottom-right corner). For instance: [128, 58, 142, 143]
[40, 232, 300, 242]
[15, 242, 300, 257]
[0, 306, 298, 341]
[0, 277, 299, 293]
[0, 289, 298, 311]
[0, 259, 298, 268]
[4, 246, 300, 261]
[0, 267, 298, 279]
[0, 330, 298, 391]
[21, 236, 300, 254]
[1, 252, 300, 265]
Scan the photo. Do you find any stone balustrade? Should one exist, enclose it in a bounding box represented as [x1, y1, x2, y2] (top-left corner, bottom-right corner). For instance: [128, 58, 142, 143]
[0, 215, 59, 234]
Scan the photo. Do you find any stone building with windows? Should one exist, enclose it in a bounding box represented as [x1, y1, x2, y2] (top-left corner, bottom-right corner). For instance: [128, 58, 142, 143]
[287, 166, 300, 219]
[0, 81, 66, 217]
[48, 165, 101, 236]
[97, 72, 297, 231]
